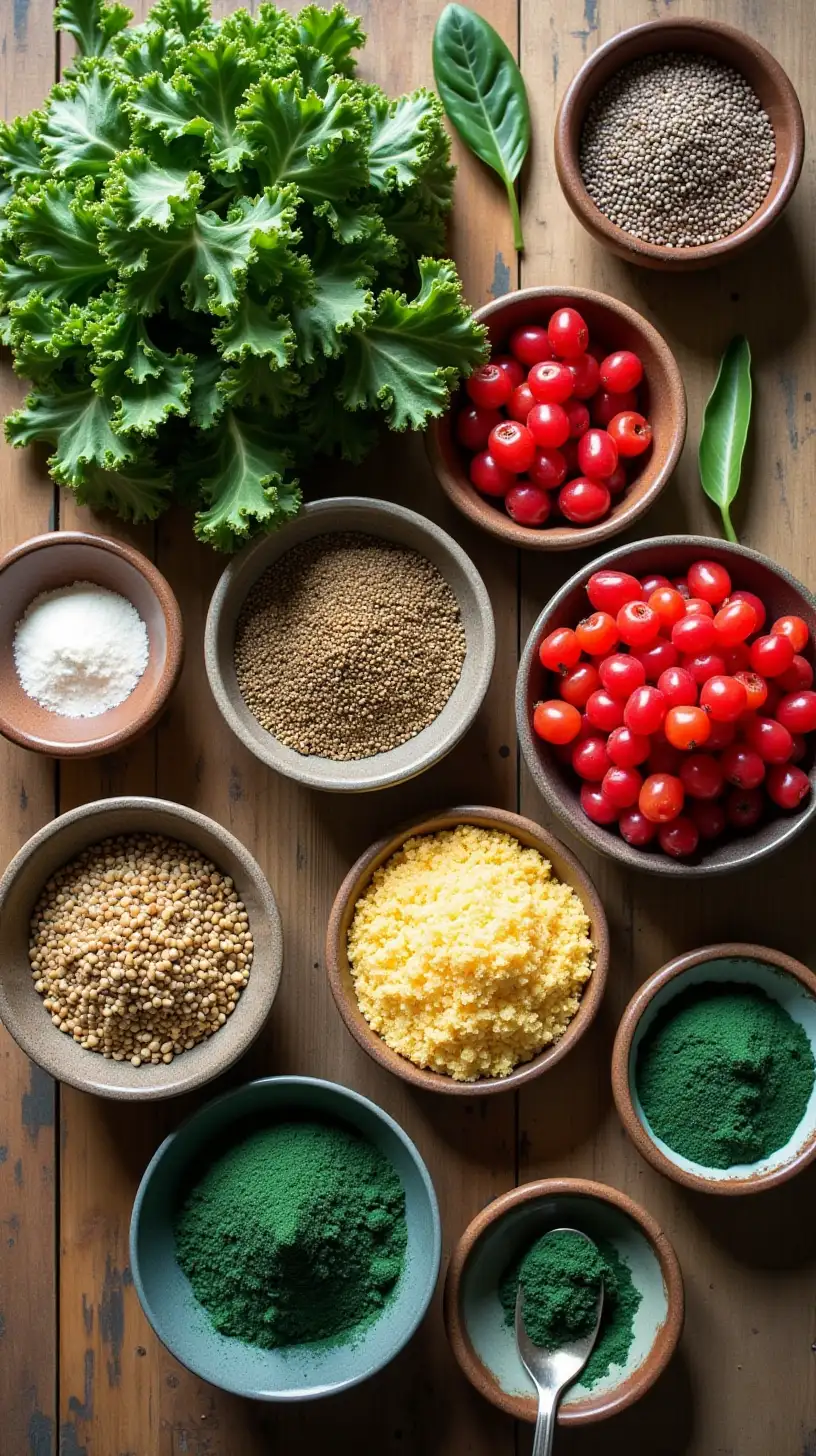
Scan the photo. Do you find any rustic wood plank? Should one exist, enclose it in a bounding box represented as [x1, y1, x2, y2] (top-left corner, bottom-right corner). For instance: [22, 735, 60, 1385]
[0, 2, 61, 1453]
[519, 2, 816, 1453]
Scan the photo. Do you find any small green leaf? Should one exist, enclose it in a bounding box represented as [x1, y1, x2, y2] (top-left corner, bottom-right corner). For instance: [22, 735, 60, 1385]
[699, 336, 752, 544]
[42, 64, 132, 179]
[54, 0, 132, 60]
[432, 3, 529, 251]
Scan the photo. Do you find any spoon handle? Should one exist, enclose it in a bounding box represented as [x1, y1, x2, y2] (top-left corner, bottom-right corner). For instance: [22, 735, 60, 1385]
[531, 1385, 559, 1456]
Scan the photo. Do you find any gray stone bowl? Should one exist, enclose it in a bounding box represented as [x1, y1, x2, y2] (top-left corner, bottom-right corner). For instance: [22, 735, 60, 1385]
[517, 536, 816, 877]
[204, 498, 495, 793]
[0, 797, 283, 1099]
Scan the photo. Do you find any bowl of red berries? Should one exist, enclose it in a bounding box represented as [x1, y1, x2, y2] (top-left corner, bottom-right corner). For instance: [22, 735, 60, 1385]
[517, 537, 816, 874]
[426, 286, 686, 549]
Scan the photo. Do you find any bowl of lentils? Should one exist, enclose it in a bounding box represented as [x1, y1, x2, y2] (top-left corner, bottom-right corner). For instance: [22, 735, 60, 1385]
[205, 497, 495, 792]
[555, 17, 804, 269]
[0, 796, 282, 1098]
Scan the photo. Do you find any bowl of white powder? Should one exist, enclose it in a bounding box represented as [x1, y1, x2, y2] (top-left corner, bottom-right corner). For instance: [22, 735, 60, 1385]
[0, 531, 183, 757]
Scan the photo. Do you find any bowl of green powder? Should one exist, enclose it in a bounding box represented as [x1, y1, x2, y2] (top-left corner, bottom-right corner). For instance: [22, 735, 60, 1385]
[613, 943, 816, 1194]
[130, 1075, 441, 1399]
[444, 1178, 684, 1423]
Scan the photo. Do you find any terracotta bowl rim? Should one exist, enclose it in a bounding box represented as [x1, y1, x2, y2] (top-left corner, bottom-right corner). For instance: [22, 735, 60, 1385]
[554, 16, 806, 270]
[443, 1175, 685, 1423]
[325, 804, 609, 1096]
[611, 941, 816, 1195]
[0, 530, 184, 757]
[516, 533, 816, 878]
[426, 285, 687, 552]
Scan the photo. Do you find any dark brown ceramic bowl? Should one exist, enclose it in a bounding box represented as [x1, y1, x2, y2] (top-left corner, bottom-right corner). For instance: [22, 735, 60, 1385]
[426, 287, 686, 551]
[0, 797, 283, 1100]
[326, 806, 608, 1095]
[444, 1178, 684, 1423]
[555, 18, 805, 271]
[517, 536, 816, 877]
[612, 944, 816, 1194]
[0, 531, 183, 757]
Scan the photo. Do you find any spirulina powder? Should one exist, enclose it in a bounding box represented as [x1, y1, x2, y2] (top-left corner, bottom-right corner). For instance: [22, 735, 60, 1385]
[175, 1120, 407, 1349]
[636, 983, 815, 1168]
[499, 1230, 641, 1389]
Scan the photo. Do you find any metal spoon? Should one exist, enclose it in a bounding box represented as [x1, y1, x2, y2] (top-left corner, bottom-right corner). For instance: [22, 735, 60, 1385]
[515, 1227, 604, 1456]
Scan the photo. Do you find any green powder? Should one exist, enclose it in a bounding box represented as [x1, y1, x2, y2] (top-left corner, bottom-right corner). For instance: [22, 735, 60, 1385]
[499, 1230, 641, 1389]
[175, 1119, 407, 1349]
[636, 983, 815, 1169]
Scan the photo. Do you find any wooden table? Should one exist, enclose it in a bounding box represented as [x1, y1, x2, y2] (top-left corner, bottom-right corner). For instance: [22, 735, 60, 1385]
[2, 0, 815, 1452]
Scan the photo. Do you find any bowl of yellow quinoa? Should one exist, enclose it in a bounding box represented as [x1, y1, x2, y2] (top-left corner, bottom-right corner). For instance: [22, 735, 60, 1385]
[326, 806, 609, 1094]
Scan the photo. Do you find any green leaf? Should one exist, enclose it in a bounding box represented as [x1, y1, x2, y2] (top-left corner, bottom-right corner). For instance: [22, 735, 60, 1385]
[238, 75, 368, 203]
[129, 39, 259, 172]
[86, 306, 194, 435]
[113, 21, 186, 80]
[367, 91, 449, 194]
[432, 3, 529, 251]
[55, 0, 132, 59]
[295, 4, 365, 76]
[213, 294, 294, 364]
[340, 256, 488, 429]
[0, 116, 47, 183]
[699, 336, 752, 545]
[6, 292, 85, 379]
[148, 0, 211, 40]
[6, 377, 134, 484]
[3, 180, 110, 308]
[291, 231, 375, 364]
[104, 148, 202, 229]
[217, 357, 304, 413]
[42, 64, 132, 179]
[188, 351, 225, 428]
[72, 456, 173, 520]
[187, 408, 301, 550]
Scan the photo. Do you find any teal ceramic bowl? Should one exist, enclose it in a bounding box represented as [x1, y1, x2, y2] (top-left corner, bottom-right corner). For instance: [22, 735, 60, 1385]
[444, 1179, 683, 1424]
[130, 1076, 441, 1399]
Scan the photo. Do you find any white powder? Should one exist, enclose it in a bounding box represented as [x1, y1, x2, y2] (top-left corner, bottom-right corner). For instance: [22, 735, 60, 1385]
[13, 581, 150, 718]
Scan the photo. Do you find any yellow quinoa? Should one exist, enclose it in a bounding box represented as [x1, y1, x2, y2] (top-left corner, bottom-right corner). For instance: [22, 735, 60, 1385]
[346, 825, 594, 1082]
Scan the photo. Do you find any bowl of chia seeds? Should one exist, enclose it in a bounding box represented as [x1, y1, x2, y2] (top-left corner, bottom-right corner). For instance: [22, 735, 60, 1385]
[555, 17, 804, 270]
[204, 497, 495, 792]
[612, 943, 816, 1195]
[444, 1177, 684, 1423]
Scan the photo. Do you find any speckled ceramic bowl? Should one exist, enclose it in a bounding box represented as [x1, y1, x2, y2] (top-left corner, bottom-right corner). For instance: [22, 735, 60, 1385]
[444, 1179, 683, 1423]
[612, 944, 816, 1195]
[0, 797, 282, 1099]
[130, 1075, 441, 1400]
[205, 498, 495, 793]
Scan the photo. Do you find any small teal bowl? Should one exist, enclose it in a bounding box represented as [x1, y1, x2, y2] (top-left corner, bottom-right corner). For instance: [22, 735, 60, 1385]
[130, 1075, 441, 1399]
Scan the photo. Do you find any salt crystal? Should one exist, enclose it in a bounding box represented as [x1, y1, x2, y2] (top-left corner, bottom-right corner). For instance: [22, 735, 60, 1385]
[13, 580, 149, 718]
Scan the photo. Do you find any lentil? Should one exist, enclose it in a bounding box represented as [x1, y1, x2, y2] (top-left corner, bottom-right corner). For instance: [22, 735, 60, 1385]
[346, 825, 594, 1081]
[28, 834, 253, 1064]
[580, 53, 775, 248]
[233, 532, 466, 760]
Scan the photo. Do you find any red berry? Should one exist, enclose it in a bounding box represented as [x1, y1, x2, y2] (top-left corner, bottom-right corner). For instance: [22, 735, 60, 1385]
[646, 736, 682, 775]
[704, 718, 737, 752]
[665, 705, 711, 751]
[639, 772, 684, 824]
[528, 360, 574, 404]
[775, 690, 816, 734]
[743, 715, 794, 764]
[600, 350, 644, 393]
[528, 402, 571, 449]
[528, 448, 568, 490]
[749, 633, 795, 678]
[648, 587, 686, 630]
[766, 763, 811, 810]
[679, 752, 724, 800]
[682, 651, 727, 685]
[493, 354, 525, 389]
[564, 400, 591, 438]
[713, 599, 758, 646]
[700, 674, 748, 723]
[470, 450, 513, 497]
[576, 611, 619, 656]
[617, 602, 659, 649]
[488, 420, 536, 472]
[561, 439, 581, 475]
[508, 383, 535, 422]
[733, 670, 768, 711]
[509, 325, 552, 367]
[640, 574, 673, 597]
[607, 725, 651, 768]
[568, 353, 601, 399]
[600, 653, 646, 700]
[771, 615, 809, 652]
[607, 411, 652, 457]
[671, 614, 716, 654]
[721, 742, 765, 789]
[689, 800, 727, 840]
[587, 570, 643, 615]
[560, 663, 600, 709]
[539, 626, 581, 673]
[789, 733, 808, 764]
[658, 666, 698, 708]
[727, 590, 766, 632]
[580, 783, 620, 825]
[592, 389, 638, 428]
[577, 428, 619, 480]
[619, 806, 658, 846]
[606, 464, 628, 497]
[634, 639, 679, 682]
[533, 699, 582, 744]
[659, 816, 699, 859]
[672, 578, 690, 598]
[720, 642, 751, 672]
[727, 786, 764, 830]
[687, 560, 732, 605]
[559, 478, 611, 525]
[776, 655, 814, 693]
[457, 404, 502, 451]
[506, 482, 551, 526]
[466, 362, 512, 409]
[602, 765, 642, 808]
[586, 689, 625, 733]
[625, 685, 667, 736]
[548, 307, 589, 360]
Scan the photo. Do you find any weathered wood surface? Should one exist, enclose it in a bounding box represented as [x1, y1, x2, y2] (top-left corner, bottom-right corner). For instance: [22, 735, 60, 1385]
[1, 0, 815, 1452]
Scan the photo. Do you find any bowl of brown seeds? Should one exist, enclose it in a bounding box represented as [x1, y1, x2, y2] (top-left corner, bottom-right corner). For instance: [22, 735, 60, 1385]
[0, 797, 283, 1099]
[204, 498, 495, 792]
[554, 17, 805, 270]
